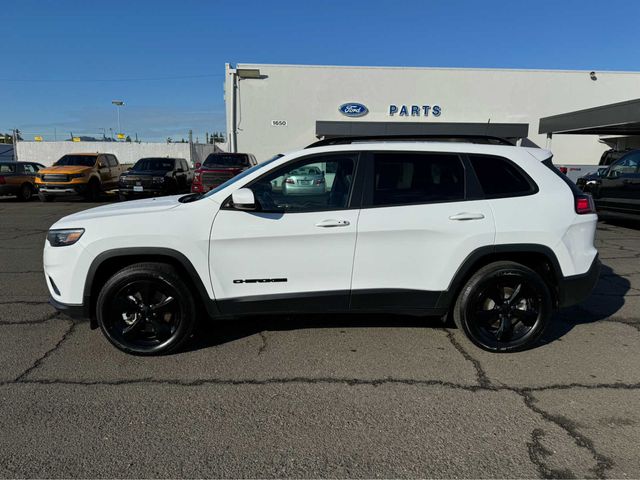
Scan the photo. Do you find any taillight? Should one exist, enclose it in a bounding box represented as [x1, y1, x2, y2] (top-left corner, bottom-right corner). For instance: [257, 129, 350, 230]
[0, 176, 5, 185]
[559, 167, 568, 175]
[193, 172, 201, 183]
[315, 178, 325, 185]
[285, 178, 295, 184]
[575, 194, 596, 214]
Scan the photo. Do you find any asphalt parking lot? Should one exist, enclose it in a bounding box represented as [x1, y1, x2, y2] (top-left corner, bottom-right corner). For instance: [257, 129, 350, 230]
[1, 197, 639, 478]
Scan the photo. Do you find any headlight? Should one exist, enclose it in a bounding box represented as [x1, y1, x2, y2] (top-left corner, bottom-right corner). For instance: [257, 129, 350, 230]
[47, 228, 85, 247]
[68, 173, 86, 179]
[152, 176, 165, 183]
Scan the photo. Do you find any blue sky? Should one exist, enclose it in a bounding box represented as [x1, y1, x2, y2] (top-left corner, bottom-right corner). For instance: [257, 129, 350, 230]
[2, 0, 640, 142]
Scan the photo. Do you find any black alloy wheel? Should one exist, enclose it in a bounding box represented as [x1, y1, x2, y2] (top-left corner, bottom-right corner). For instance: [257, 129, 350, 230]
[97, 262, 197, 355]
[453, 261, 552, 352]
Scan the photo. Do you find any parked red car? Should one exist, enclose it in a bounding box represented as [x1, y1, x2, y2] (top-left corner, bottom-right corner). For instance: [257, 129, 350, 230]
[192, 153, 258, 193]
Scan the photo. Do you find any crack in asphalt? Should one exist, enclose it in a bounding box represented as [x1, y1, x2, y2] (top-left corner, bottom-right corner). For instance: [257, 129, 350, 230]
[444, 329, 492, 388]
[13, 320, 76, 382]
[257, 331, 268, 355]
[0, 311, 60, 325]
[527, 428, 576, 479]
[519, 391, 614, 479]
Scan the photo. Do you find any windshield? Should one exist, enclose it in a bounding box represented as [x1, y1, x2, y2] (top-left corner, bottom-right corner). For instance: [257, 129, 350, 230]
[202, 154, 283, 199]
[55, 155, 97, 167]
[203, 154, 249, 167]
[132, 158, 175, 171]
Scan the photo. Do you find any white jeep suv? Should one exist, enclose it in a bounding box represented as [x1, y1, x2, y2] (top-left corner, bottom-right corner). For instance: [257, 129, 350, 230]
[43, 137, 600, 355]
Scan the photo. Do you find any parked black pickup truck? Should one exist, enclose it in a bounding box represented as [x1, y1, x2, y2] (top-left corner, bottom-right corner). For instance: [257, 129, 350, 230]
[118, 157, 193, 200]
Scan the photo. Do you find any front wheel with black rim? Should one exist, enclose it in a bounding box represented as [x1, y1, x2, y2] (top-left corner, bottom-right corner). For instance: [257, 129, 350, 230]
[453, 261, 552, 352]
[96, 262, 197, 355]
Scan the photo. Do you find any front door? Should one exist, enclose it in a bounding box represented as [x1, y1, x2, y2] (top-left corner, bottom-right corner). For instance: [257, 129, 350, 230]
[210, 152, 361, 314]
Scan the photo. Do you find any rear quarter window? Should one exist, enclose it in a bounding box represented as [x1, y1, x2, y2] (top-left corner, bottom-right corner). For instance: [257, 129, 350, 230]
[469, 154, 537, 198]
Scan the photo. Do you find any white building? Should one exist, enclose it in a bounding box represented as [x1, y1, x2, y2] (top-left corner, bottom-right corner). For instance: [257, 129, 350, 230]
[224, 63, 640, 164]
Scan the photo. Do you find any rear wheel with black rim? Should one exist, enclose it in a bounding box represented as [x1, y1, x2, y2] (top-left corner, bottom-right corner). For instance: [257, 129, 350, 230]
[18, 183, 34, 201]
[453, 261, 552, 352]
[96, 262, 197, 355]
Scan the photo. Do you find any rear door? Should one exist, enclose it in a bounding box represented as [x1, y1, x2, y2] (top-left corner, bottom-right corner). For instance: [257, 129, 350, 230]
[351, 151, 495, 311]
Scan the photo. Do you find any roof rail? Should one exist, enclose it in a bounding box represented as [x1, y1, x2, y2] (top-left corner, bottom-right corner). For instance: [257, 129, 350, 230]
[306, 134, 515, 148]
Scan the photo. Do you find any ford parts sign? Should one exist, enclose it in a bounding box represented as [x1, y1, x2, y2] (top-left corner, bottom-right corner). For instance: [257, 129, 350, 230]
[339, 102, 369, 117]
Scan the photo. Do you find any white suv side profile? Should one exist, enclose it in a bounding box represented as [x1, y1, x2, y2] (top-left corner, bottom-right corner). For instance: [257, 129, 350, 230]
[43, 138, 600, 355]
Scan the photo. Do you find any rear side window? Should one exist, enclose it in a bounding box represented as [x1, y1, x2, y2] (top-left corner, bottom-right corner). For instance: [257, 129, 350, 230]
[0, 164, 16, 173]
[369, 153, 465, 206]
[469, 155, 536, 198]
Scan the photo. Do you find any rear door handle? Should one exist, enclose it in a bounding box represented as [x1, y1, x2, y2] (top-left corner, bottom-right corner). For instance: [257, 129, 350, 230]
[449, 212, 485, 221]
[315, 219, 350, 228]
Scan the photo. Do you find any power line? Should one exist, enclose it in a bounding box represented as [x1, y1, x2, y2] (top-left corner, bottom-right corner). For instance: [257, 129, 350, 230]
[0, 73, 225, 83]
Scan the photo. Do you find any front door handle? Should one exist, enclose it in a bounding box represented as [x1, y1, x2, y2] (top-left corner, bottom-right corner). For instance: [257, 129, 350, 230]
[315, 219, 350, 228]
[449, 212, 485, 221]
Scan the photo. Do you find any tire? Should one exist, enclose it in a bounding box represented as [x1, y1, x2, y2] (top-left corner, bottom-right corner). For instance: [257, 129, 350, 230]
[96, 262, 197, 355]
[84, 179, 101, 201]
[38, 192, 54, 202]
[453, 261, 552, 353]
[17, 183, 34, 201]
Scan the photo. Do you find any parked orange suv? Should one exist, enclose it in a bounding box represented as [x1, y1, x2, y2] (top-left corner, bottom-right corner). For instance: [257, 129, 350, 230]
[36, 153, 127, 201]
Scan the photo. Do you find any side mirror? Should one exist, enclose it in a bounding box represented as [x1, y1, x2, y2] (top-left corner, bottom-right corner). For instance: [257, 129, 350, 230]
[231, 188, 256, 210]
[195, 162, 202, 169]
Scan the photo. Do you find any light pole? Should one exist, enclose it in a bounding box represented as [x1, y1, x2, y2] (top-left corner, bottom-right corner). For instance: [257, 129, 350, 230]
[111, 100, 124, 138]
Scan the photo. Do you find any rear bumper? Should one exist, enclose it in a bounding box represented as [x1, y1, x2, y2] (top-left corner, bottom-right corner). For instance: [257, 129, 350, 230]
[557, 256, 600, 308]
[0, 185, 19, 195]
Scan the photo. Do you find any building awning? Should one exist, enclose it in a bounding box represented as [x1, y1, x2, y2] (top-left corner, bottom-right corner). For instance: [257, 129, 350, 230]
[316, 121, 529, 139]
[539, 98, 640, 135]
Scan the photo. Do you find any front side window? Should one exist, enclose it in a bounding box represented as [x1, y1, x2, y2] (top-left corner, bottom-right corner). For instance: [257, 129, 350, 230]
[248, 153, 357, 212]
[369, 152, 464, 206]
[469, 154, 536, 198]
[107, 155, 118, 167]
[610, 153, 640, 175]
[23, 164, 35, 174]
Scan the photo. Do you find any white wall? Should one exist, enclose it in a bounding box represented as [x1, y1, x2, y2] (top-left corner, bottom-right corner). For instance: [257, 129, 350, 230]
[16, 141, 220, 167]
[226, 63, 640, 164]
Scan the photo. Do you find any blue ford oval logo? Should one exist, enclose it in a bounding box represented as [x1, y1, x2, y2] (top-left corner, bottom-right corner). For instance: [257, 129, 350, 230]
[339, 102, 368, 117]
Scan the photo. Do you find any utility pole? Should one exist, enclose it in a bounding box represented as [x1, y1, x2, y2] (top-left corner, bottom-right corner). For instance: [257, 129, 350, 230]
[12, 129, 17, 161]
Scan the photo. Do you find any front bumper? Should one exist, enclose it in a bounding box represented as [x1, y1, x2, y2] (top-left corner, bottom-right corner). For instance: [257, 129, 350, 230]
[557, 256, 601, 308]
[37, 184, 88, 195]
[49, 296, 88, 321]
[119, 185, 168, 196]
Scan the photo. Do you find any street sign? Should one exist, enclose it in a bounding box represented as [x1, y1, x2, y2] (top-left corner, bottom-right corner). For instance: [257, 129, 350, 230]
[34, 136, 43, 142]
[117, 133, 125, 139]
[72, 137, 81, 142]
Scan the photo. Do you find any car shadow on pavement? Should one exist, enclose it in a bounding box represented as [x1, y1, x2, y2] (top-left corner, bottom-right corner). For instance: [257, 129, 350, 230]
[541, 263, 631, 346]
[184, 312, 445, 353]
